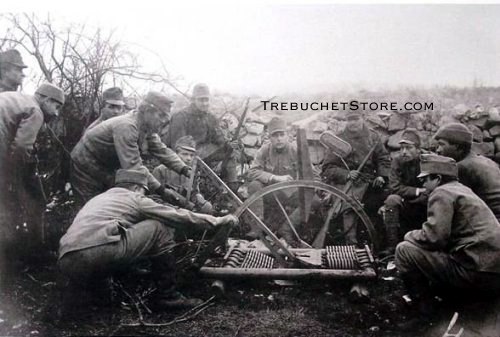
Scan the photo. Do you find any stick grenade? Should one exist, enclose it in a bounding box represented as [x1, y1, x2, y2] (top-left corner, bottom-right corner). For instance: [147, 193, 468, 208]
[312, 138, 381, 248]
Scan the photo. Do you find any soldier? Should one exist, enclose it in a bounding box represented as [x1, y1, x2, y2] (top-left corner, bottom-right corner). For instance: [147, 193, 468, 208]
[379, 129, 428, 255]
[0, 83, 64, 287]
[59, 167, 238, 310]
[152, 135, 213, 214]
[163, 83, 240, 191]
[321, 108, 390, 245]
[246, 117, 320, 246]
[70, 91, 191, 207]
[0, 49, 27, 93]
[86, 87, 126, 130]
[395, 154, 500, 329]
[434, 122, 500, 221]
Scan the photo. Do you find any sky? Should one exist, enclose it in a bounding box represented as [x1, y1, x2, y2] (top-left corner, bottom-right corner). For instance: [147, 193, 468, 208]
[4, 3, 500, 96]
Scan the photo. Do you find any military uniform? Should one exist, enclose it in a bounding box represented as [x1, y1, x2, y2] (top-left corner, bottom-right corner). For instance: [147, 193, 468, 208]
[0, 84, 64, 284]
[383, 155, 428, 237]
[247, 141, 298, 229]
[164, 104, 225, 151]
[59, 169, 225, 308]
[396, 180, 500, 293]
[0, 92, 44, 242]
[59, 186, 220, 271]
[70, 111, 188, 204]
[163, 104, 238, 184]
[457, 153, 500, 221]
[322, 125, 390, 244]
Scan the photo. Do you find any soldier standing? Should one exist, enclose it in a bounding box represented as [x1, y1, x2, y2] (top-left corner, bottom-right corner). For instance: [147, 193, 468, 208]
[70, 91, 191, 207]
[0, 49, 27, 93]
[86, 87, 126, 130]
[0, 83, 64, 287]
[163, 83, 240, 191]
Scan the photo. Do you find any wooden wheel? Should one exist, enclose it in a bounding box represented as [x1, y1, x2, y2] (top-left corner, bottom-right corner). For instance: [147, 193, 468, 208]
[234, 180, 379, 251]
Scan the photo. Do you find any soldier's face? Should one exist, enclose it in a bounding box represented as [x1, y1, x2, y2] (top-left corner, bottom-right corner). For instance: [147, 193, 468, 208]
[146, 106, 171, 133]
[346, 116, 363, 133]
[177, 149, 195, 166]
[420, 174, 440, 193]
[400, 144, 419, 160]
[40, 98, 62, 122]
[101, 102, 124, 120]
[436, 139, 460, 160]
[3, 66, 25, 87]
[270, 131, 287, 150]
[193, 96, 210, 112]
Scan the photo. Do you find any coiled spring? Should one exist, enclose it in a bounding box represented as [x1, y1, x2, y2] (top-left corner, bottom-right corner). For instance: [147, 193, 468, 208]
[324, 245, 360, 270]
[224, 249, 274, 269]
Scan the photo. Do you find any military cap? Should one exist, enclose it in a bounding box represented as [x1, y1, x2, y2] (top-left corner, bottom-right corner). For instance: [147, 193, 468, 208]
[175, 135, 197, 153]
[115, 167, 149, 190]
[102, 87, 125, 106]
[192, 83, 210, 98]
[434, 123, 473, 145]
[268, 117, 286, 135]
[417, 154, 458, 179]
[399, 128, 421, 147]
[144, 91, 173, 112]
[35, 83, 65, 105]
[0, 49, 27, 68]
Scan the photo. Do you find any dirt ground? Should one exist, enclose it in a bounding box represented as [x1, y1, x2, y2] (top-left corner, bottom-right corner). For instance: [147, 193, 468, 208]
[0, 200, 499, 337]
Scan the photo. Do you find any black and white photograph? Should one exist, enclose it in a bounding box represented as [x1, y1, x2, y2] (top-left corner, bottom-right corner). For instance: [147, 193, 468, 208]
[1, 2, 500, 336]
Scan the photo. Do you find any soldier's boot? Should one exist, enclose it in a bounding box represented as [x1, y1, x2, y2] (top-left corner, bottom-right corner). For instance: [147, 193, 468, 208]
[381, 207, 400, 256]
[150, 253, 203, 311]
[397, 274, 441, 331]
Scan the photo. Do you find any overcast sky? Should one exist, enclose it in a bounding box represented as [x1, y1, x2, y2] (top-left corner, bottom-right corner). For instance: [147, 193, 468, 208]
[7, 3, 500, 96]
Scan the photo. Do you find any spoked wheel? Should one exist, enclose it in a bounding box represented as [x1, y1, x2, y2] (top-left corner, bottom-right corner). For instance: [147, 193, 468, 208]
[234, 180, 379, 252]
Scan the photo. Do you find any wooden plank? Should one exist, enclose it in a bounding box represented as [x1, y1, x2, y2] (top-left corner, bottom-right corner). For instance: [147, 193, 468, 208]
[296, 128, 314, 223]
[199, 266, 377, 279]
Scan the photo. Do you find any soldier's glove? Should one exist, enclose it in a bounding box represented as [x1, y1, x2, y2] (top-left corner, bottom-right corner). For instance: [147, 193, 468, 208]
[156, 186, 195, 210]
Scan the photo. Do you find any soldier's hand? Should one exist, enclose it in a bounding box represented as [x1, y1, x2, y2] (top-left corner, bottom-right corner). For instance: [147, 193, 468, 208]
[217, 214, 239, 227]
[181, 166, 192, 178]
[372, 176, 385, 188]
[272, 175, 294, 183]
[348, 170, 361, 181]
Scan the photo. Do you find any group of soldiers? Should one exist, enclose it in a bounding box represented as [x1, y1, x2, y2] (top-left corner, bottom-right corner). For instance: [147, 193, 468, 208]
[1, 48, 500, 329]
[256, 109, 500, 328]
[0, 49, 238, 309]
